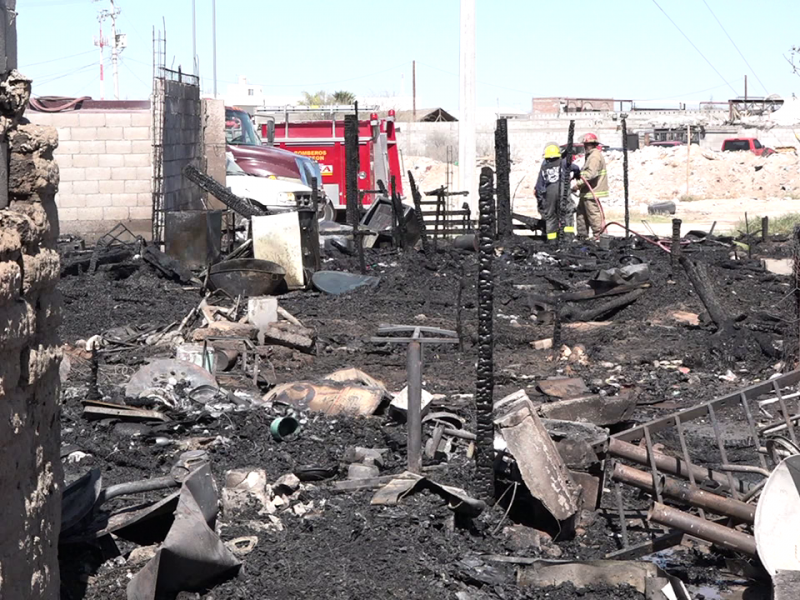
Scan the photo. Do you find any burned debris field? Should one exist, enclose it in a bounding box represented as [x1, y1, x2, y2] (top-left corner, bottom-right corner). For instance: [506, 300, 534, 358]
[56, 224, 798, 599]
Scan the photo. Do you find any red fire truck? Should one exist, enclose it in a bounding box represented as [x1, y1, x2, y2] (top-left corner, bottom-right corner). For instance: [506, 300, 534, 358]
[257, 107, 405, 215]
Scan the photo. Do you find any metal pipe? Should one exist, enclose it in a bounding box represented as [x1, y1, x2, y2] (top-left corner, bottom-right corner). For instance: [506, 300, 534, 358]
[612, 463, 755, 523]
[608, 438, 753, 494]
[407, 340, 423, 474]
[648, 502, 756, 556]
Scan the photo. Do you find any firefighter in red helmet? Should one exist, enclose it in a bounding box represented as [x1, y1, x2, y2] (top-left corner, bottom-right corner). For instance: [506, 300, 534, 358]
[574, 133, 608, 238]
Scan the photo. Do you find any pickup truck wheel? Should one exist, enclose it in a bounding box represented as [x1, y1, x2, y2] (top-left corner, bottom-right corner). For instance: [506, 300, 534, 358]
[318, 199, 336, 222]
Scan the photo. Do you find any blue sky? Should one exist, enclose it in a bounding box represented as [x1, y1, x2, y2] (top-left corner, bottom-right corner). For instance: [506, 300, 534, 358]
[18, 0, 800, 110]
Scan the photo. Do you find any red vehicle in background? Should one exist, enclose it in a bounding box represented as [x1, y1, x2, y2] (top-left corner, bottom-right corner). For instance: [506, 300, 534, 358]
[721, 138, 775, 156]
[258, 107, 404, 215]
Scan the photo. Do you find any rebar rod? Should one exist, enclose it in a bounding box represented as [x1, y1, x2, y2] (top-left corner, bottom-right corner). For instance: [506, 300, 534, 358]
[475, 166, 496, 501]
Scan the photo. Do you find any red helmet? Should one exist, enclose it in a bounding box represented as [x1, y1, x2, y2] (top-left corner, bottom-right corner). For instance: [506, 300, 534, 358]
[582, 133, 599, 145]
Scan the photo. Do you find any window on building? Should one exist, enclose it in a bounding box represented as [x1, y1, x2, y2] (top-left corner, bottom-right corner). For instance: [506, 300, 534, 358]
[248, 88, 254, 96]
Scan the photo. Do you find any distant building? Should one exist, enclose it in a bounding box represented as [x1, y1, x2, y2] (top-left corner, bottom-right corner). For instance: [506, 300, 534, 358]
[532, 97, 631, 114]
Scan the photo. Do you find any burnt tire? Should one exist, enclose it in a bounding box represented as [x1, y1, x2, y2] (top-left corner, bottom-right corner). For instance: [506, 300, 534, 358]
[648, 201, 676, 215]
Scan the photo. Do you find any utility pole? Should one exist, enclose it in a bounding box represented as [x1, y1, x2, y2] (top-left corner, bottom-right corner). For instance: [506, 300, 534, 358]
[412, 60, 416, 121]
[95, 0, 124, 100]
[458, 0, 477, 216]
[192, 0, 198, 77]
[93, 19, 106, 100]
[212, 0, 218, 97]
[744, 74, 748, 105]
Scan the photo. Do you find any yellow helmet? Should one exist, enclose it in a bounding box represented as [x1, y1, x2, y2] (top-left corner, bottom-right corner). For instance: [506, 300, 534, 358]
[544, 144, 561, 159]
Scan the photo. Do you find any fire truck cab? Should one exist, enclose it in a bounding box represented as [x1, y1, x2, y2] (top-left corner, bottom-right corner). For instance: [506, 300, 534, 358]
[257, 106, 404, 216]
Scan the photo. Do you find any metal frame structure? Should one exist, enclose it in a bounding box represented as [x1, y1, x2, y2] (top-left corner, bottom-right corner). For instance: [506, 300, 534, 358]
[371, 325, 458, 473]
[607, 369, 800, 556]
[151, 26, 202, 245]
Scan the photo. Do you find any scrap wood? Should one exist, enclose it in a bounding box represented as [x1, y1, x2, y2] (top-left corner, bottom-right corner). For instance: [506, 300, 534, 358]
[82, 402, 169, 423]
[561, 287, 647, 322]
[516, 560, 682, 596]
[192, 321, 258, 342]
[563, 321, 612, 332]
[530, 282, 651, 307]
[260, 321, 316, 354]
[371, 471, 486, 517]
[277, 306, 303, 327]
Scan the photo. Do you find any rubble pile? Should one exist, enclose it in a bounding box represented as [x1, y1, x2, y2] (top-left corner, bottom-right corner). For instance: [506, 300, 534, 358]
[55, 221, 799, 598]
[405, 145, 800, 207]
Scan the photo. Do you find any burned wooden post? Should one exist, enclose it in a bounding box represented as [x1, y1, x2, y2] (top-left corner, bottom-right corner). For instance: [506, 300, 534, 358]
[559, 120, 576, 241]
[795, 226, 800, 367]
[390, 175, 407, 251]
[622, 117, 630, 238]
[552, 299, 562, 359]
[762, 216, 769, 243]
[407, 171, 430, 254]
[680, 256, 733, 333]
[494, 118, 513, 238]
[475, 166, 496, 501]
[310, 176, 319, 215]
[745, 212, 752, 259]
[456, 263, 466, 352]
[344, 114, 360, 229]
[671, 218, 682, 270]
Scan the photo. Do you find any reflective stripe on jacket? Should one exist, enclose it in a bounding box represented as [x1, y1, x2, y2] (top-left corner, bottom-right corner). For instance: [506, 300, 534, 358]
[579, 148, 609, 200]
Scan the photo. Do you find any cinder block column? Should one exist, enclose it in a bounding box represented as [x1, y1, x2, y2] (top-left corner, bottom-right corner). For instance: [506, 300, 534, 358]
[0, 1, 63, 597]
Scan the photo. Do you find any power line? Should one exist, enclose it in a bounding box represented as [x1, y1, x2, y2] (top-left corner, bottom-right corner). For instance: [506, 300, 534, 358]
[650, 0, 737, 96]
[21, 49, 96, 68]
[118, 58, 147, 89]
[701, 0, 768, 94]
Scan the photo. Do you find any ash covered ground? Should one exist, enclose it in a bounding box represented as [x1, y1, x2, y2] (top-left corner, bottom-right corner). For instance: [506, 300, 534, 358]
[57, 234, 788, 599]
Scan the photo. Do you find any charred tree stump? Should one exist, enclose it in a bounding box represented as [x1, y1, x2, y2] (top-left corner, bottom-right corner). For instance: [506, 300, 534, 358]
[762, 216, 769, 243]
[494, 118, 513, 238]
[408, 171, 430, 254]
[475, 166, 496, 501]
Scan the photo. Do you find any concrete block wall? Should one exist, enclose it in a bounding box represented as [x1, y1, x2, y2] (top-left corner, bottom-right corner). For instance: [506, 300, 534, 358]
[162, 79, 204, 212]
[26, 108, 152, 239]
[0, 82, 63, 598]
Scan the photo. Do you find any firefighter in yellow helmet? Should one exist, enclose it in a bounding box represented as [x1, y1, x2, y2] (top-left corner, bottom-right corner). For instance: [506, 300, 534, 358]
[535, 143, 580, 241]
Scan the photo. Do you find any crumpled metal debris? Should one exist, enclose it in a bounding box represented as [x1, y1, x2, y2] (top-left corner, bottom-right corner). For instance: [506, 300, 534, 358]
[371, 471, 486, 517]
[127, 463, 240, 600]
